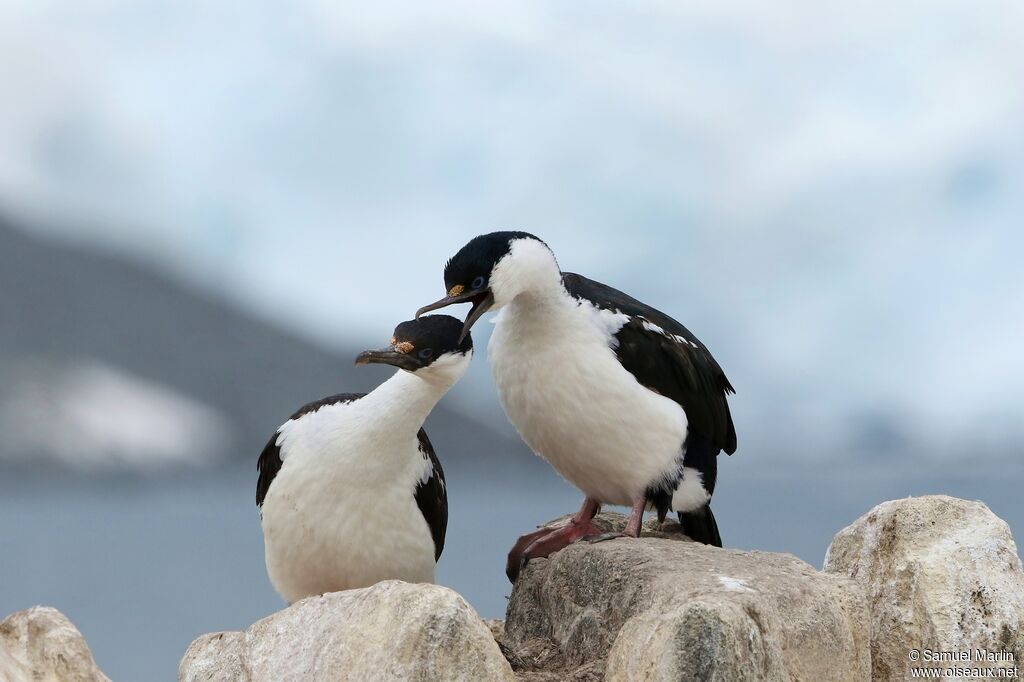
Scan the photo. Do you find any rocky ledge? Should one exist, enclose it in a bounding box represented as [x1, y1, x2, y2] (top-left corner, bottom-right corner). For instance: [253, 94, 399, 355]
[3, 496, 1021, 681]
[501, 513, 870, 681]
[499, 497, 1023, 681]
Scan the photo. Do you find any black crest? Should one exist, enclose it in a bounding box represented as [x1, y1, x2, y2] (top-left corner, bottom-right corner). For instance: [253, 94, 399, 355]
[392, 315, 473, 364]
[442, 231, 546, 292]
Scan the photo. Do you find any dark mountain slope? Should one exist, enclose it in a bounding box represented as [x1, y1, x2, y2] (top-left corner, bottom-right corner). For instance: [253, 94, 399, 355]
[0, 214, 511, 468]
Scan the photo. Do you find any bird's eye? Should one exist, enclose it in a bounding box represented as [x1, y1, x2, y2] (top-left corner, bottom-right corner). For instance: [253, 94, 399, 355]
[417, 348, 434, 360]
[471, 275, 486, 290]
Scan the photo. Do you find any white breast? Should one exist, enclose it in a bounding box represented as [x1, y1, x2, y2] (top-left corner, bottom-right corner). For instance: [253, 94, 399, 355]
[259, 402, 436, 603]
[488, 298, 688, 507]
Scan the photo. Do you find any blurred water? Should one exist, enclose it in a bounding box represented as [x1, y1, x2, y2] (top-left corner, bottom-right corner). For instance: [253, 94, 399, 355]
[3, 457, 1020, 681]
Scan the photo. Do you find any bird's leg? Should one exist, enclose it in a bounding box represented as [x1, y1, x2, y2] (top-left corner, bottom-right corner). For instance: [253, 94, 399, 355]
[623, 496, 647, 537]
[583, 495, 648, 544]
[506, 497, 602, 582]
[573, 496, 602, 524]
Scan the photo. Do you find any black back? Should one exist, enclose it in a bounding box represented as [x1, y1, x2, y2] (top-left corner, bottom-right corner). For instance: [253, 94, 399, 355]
[562, 272, 737, 455]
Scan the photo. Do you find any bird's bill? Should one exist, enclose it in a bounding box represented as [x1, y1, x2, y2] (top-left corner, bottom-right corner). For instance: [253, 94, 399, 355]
[415, 288, 495, 343]
[457, 291, 494, 342]
[354, 347, 422, 372]
[414, 288, 482, 317]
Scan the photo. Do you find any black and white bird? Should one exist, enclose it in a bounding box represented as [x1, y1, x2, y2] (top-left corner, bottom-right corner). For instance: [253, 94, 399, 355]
[256, 316, 472, 603]
[417, 232, 736, 581]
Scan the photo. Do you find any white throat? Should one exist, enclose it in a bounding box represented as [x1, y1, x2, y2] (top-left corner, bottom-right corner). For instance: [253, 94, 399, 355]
[489, 238, 564, 309]
[275, 356, 467, 464]
[361, 354, 468, 434]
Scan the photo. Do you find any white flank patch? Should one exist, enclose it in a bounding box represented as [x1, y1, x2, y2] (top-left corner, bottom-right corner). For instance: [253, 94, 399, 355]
[0, 359, 233, 469]
[671, 467, 711, 511]
[718, 576, 754, 592]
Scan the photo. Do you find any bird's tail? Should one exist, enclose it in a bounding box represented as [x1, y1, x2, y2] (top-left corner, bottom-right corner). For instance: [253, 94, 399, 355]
[678, 504, 722, 547]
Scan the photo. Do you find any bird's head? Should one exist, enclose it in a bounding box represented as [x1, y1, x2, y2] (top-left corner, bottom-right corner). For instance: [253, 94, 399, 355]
[354, 315, 473, 384]
[415, 231, 559, 340]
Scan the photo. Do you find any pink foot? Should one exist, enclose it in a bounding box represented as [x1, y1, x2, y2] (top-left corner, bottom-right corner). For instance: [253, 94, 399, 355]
[506, 517, 604, 582]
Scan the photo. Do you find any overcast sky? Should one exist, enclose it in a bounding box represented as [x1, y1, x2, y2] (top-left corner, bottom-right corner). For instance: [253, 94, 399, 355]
[1, 0, 1022, 463]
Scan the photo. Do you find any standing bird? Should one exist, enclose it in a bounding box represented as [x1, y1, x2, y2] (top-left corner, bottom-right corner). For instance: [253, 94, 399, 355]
[417, 232, 736, 582]
[257, 316, 472, 603]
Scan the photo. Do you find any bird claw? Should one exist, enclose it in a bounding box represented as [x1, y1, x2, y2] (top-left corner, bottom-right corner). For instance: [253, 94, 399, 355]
[506, 550, 532, 583]
[581, 532, 627, 544]
[511, 555, 530, 582]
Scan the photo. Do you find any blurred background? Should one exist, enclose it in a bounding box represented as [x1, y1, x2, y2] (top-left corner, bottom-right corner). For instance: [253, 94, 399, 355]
[1, 1, 1022, 679]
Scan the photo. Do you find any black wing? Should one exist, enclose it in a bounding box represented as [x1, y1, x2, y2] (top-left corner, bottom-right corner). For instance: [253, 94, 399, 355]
[414, 429, 448, 561]
[256, 393, 365, 508]
[562, 272, 737, 455]
[256, 433, 282, 509]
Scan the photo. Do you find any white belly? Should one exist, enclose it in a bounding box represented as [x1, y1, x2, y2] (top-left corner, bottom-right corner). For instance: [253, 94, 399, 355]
[489, 305, 689, 507]
[260, 440, 435, 604]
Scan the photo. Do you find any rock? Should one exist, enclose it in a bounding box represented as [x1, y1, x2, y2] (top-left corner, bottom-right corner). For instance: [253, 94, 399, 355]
[0, 606, 111, 682]
[504, 513, 870, 681]
[484, 618, 506, 645]
[824, 495, 1024, 681]
[179, 580, 514, 682]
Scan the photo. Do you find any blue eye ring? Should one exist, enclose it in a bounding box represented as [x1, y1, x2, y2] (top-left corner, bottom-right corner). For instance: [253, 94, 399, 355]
[417, 348, 434, 360]
[471, 275, 486, 290]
